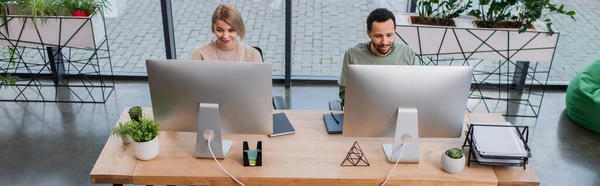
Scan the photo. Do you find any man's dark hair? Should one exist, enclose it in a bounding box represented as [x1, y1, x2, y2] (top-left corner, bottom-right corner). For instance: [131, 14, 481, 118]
[367, 8, 396, 32]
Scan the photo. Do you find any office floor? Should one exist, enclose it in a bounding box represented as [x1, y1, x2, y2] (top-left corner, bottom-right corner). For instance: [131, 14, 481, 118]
[0, 81, 598, 186]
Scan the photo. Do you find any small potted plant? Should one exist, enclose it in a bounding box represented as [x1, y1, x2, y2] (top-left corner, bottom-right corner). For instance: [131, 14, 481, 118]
[128, 106, 143, 122]
[441, 147, 465, 174]
[129, 116, 160, 160]
[111, 121, 133, 144]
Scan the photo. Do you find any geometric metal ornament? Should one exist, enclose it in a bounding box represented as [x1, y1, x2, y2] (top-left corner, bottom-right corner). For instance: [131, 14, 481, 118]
[341, 141, 370, 166]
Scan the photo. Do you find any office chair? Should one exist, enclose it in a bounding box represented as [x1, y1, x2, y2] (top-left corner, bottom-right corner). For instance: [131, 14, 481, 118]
[253, 46, 285, 110]
[273, 96, 286, 110]
[252, 46, 263, 62]
[329, 100, 343, 111]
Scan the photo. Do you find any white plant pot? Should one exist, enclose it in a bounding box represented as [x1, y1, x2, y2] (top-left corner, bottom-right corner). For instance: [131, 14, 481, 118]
[0, 11, 106, 48]
[395, 14, 558, 63]
[120, 134, 132, 144]
[131, 136, 159, 161]
[441, 153, 465, 174]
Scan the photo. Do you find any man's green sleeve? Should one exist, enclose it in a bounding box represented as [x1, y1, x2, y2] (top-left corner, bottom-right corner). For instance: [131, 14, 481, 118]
[339, 85, 346, 106]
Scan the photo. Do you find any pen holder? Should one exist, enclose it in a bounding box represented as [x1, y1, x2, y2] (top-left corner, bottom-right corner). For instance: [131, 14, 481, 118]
[243, 141, 262, 166]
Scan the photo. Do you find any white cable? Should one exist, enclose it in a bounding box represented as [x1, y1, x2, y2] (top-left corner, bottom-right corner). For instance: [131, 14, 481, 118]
[208, 130, 246, 186]
[380, 141, 406, 186]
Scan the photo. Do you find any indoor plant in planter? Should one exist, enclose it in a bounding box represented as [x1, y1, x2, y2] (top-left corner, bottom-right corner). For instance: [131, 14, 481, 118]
[129, 116, 160, 160]
[111, 121, 133, 144]
[469, 0, 576, 34]
[0, 0, 111, 48]
[63, 0, 111, 17]
[461, 0, 576, 62]
[397, 0, 473, 59]
[441, 147, 465, 174]
[396, 0, 577, 62]
[128, 106, 142, 122]
[410, 0, 472, 27]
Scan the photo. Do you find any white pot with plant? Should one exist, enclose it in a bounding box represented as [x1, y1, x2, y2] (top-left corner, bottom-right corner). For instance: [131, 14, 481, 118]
[111, 122, 132, 144]
[441, 147, 465, 174]
[397, 0, 577, 63]
[0, 0, 111, 48]
[129, 116, 160, 161]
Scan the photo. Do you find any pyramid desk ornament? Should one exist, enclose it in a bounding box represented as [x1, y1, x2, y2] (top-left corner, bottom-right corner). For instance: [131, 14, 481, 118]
[341, 141, 370, 166]
[243, 141, 262, 166]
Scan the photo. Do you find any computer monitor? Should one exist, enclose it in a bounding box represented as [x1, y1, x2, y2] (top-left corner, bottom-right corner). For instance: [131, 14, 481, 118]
[342, 65, 473, 162]
[146, 59, 273, 158]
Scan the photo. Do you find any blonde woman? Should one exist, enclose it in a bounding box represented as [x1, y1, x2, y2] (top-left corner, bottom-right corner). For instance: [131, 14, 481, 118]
[190, 4, 262, 62]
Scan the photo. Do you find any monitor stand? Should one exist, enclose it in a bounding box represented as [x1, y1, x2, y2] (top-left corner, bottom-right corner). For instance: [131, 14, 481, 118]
[195, 103, 232, 159]
[382, 108, 419, 163]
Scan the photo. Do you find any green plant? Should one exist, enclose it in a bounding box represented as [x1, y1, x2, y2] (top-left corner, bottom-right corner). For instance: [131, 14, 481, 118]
[16, 0, 62, 23]
[129, 116, 160, 143]
[469, 0, 517, 29]
[111, 121, 133, 136]
[128, 106, 142, 121]
[62, 0, 111, 16]
[445, 148, 464, 159]
[469, 0, 576, 34]
[0, 46, 19, 89]
[515, 0, 575, 35]
[412, 0, 472, 26]
[0, 73, 17, 89]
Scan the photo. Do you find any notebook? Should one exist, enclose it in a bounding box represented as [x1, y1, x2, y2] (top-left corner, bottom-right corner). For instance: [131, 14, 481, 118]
[270, 113, 295, 137]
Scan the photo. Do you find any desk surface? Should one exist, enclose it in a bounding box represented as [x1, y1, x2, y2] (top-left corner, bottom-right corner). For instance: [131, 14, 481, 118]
[90, 108, 539, 185]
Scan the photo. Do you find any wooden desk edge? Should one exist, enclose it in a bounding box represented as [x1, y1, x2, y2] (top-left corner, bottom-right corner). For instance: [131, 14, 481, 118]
[494, 165, 540, 186]
[90, 174, 133, 184]
[89, 108, 138, 184]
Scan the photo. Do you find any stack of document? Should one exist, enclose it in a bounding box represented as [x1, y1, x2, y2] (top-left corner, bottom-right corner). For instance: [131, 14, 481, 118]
[471, 122, 529, 159]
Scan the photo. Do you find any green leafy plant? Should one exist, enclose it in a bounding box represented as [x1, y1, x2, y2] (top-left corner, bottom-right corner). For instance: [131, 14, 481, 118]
[62, 0, 111, 17]
[0, 46, 19, 89]
[445, 148, 464, 159]
[469, 0, 517, 29]
[16, 0, 62, 24]
[514, 0, 575, 35]
[111, 121, 133, 137]
[469, 0, 576, 34]
[128, 116, 160, 143]
[412, 0, 472, 26]
[128, 106, 142, 121]
[0, 73, 17, 89]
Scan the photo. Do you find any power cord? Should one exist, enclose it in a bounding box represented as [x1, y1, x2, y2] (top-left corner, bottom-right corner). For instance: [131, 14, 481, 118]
[380, 139, 407, 186]
[208, 130, 246, 186]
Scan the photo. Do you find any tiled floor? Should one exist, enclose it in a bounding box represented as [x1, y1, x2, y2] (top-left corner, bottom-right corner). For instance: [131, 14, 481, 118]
[0, 81, 598, 186]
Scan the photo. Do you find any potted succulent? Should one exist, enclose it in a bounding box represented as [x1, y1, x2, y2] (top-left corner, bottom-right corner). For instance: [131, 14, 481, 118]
[129, 116, 160, 160]
[441, 148, 465, 174]
[111, 121, 133, 144]
[128, 106, 142, 122]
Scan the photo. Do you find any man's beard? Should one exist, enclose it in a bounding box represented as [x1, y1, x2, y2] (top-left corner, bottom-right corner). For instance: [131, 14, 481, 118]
[373, 42, 391, 55]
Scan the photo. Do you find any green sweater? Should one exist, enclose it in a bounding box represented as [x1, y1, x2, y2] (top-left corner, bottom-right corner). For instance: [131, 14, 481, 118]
[338, 41, 419, 105]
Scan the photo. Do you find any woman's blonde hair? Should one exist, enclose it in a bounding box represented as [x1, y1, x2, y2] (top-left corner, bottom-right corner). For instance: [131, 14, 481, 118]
[211, 4, 246, 39]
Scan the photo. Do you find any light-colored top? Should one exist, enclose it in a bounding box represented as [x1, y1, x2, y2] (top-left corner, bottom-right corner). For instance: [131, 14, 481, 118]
[338, 41, 419, 87]
[337, 41, 419, 104]
[90, 108, 539, 186]
[190, 40, 262, 62]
